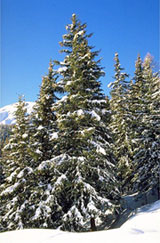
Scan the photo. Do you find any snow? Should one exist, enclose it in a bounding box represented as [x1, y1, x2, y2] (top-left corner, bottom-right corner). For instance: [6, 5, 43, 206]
[77, 30, 84, 36]
[71, 109, 101, 121]
[32, 202, 52, 221]
[88, 110, 101, 121]
[89, 99, 106, 105]
[58, 95, 68, 103]
[121, 200, 160, 233]
[1, 181, 23, 196]
[0, 200, 159, 243]
[7, 169, 20, 182]
[0, 200, 160, 242]
[58, 67, 67, 73]
[97, 146, 106, 155]
[77, 109, 84, 116]
[87, 201, 99, 214]
[65, 80, 73, 86]
[51, 132, 58, 139]
[35, 149, 42, 154]
[38, 160, 51, 171]
[0, 102, 35, 125]
[22, 133, 28, 139]
[37, 125, 44, 130]
[54, 174, 67, 187]
[0, 200, 159, 242]
[17, 167, 33, 178]
[91, 141, 107, 155]
[73, 30, 84, 40]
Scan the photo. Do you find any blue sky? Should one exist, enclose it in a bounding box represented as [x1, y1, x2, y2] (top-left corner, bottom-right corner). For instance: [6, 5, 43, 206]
[1, 0, 159, 107]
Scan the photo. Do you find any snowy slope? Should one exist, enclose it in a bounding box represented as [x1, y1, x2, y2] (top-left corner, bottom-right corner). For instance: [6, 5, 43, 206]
[0, 102, 35, 125]
[0, 200, 159, 243]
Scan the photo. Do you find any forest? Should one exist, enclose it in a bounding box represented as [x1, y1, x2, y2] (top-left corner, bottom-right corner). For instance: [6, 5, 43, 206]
[0, 14, 159, 232]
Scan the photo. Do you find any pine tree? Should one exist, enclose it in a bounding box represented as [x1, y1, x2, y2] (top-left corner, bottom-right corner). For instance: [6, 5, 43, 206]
[34, 14, 120, 232]
[26, 62, 62, 228]
[123, 55, 145, 192]
[0, 96, 34, 230]
[109, 53, 131, 193]
[0, 125, 12, 157]
[131, 54, 160, 194]
[0, 161, 3, 185]
[29, 61, 59, 164]
[0, 125, 12, 231]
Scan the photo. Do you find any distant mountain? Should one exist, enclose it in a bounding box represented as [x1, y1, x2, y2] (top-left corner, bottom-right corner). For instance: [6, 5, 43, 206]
[0, 102, 35, 125]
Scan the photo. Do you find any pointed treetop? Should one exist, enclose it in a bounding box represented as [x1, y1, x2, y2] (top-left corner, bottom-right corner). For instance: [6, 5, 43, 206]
[48, 60, 53, 73]
[144, 52, 153, 61]
[115, 52, 119, 57]
[17, 94, 25, 102]
[143, 53, 153, 68]
[134, 55, 143, 75]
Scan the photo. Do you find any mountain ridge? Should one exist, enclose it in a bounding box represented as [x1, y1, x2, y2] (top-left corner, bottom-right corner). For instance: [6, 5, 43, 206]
[0, 102, 35, 125]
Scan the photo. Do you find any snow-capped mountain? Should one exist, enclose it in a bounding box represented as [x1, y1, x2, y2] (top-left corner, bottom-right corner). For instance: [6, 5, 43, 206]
[0, 102, 35, 125]
[0, 200, 159, 243]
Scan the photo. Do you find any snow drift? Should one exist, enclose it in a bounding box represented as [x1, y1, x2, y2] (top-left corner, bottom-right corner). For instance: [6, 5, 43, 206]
[0, 200, 159, 243]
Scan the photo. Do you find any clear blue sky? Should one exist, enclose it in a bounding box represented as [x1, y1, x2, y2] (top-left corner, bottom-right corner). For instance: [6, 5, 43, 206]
[1, 0, 159, 107]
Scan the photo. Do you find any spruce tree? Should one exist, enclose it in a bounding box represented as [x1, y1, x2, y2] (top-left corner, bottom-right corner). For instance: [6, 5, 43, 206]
[35, 14, 120, 231]
[131, 54, 160, 194]
[0, 96, 33, 230]
[0, 125, 12, 231]
[26, 62, 62, 228]
[29, 61, 59, 164]
[109, 53, 131, 193]
[0, 125, 12, 157]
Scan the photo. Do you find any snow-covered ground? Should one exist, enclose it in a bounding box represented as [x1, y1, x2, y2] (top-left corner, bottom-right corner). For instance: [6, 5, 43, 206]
[0, 200, 159, 243]
[0, 102, 35, 125]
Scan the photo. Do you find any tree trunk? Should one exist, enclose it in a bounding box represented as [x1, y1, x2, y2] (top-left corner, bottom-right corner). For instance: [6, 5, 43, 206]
[90, 217, 97, 231]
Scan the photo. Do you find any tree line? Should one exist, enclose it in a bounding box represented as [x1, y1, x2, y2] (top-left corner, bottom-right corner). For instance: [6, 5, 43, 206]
[0, 14, 159, 232]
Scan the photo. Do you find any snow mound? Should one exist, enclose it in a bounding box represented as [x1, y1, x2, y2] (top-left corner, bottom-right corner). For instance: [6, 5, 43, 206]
[0, 102, 35, 125]
[121, 200, 160, 234]
[0, 200, 160, 243]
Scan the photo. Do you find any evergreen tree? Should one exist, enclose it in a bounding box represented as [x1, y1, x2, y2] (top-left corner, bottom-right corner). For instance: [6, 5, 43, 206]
[124, 55, 145, 192]
[26, 62, 63, 229]
[0, 125, 11, 186]
[33, 14, 119, 232]
[128, 55, 148, 128]
[0, 161, 3, 185]
[0, 96, 34, 230]
[0, 125, 12, 231]
[131, 54, 160, 194]
[109, 53, 131, 193]
[0, 159, 4, 231]
[0, 125, 12, 157]
[29, 61, 59, 164]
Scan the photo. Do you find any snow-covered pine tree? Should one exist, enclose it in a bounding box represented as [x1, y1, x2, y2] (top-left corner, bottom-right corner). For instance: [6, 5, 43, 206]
[151, 66, 160, 199]
[0, 125, 12, 157]
[125, 55, 150, 194]
[0, 96, 34, 231]
[0, 125, 11, 231]
[40, 14, 120, 232]
[27, 62, 62, 228]
[132, 54, 160, 195]
[29, 61, 59, 164]
[0, 161, 4, 185]
[0, 154, 5, 231]
[128, 55, 146, 129]
[109, 53, 132, 193]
